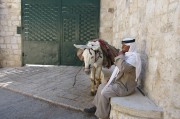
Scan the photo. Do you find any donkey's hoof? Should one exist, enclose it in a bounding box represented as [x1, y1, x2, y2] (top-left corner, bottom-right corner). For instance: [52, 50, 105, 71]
[90, 91, 97, 96]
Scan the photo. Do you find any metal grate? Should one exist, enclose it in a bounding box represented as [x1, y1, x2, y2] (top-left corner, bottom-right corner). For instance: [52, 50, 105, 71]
[63, 17, 77, 42]
[23, 4, 59, 42]
[62, 4, 97, 42]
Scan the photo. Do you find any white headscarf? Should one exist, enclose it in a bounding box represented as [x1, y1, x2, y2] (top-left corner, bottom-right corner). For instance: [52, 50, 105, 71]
[122, 38, 141, 81]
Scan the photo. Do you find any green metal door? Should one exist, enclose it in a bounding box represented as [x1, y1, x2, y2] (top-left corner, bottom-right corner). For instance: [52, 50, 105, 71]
[22, 0, 100, 66]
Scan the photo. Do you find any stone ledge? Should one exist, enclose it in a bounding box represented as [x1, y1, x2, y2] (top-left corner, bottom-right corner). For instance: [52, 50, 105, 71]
[110, 89, 163, 119]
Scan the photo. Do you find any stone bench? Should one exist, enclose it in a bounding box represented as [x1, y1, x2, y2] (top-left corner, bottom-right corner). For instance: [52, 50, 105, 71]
[110, 89, 163, 119]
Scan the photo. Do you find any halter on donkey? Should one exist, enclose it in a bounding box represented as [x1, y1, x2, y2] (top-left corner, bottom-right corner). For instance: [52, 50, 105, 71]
[74, 39, 119, 96]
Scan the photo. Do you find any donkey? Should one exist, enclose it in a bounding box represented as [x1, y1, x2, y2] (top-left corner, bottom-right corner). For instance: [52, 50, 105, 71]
[74, 39, 119, 96]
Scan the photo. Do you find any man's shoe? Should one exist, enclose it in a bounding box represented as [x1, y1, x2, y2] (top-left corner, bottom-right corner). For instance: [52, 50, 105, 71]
[84, 106, 96, 114]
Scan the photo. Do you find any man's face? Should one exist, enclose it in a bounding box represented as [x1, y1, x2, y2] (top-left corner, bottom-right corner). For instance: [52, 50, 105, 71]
[122, 44, 130, 52]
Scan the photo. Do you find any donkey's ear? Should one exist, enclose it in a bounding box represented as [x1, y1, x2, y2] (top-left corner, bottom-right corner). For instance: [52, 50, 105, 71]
[74, 44, 90, 50]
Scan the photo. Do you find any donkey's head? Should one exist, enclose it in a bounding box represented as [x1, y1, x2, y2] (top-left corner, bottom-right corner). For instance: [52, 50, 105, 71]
[74, 41, 102, 75]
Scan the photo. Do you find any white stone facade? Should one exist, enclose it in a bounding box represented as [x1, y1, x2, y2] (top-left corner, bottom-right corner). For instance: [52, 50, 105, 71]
[99, 0, 115, 44]
[0, 0, 21, 67]
[100, 0, 180, 118]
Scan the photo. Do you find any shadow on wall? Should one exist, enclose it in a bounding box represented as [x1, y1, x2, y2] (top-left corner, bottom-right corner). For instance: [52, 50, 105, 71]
[138, 40, 148, 90]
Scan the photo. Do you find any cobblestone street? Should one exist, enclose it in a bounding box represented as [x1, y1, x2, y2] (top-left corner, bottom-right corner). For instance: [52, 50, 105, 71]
[0, 66, 95, 118]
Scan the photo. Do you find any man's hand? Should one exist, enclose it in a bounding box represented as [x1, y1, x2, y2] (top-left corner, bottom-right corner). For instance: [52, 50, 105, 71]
[118, 51, 124, 55]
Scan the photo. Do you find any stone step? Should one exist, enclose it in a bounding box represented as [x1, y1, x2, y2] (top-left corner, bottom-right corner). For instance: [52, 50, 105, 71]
[110, 89, 163, 119]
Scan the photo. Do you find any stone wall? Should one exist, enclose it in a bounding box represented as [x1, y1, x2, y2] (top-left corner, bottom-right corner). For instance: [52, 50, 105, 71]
[100, 0, 179, 118]
[0, 0, 21, 67]
[99, 0, 115, 44]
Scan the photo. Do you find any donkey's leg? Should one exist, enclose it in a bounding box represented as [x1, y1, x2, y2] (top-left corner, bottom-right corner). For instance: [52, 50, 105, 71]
[90, 67, 96, 96]
[95, 78, 101, 94]
[94, 66, 102, 93]
[90, 78, 95, 96]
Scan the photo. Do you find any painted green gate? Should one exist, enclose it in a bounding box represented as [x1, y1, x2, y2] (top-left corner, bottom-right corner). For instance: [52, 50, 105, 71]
[22, 0, 100, 66]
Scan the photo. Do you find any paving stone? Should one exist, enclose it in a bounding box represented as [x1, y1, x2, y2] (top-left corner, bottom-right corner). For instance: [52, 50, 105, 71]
[0, 66, 95, 111]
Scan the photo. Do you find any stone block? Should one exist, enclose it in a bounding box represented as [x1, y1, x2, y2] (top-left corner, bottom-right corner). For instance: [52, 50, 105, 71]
[115, 0, 126, 12]
[13, 50, 21, 55]
[5, 38, 11, 43]
[18, 16, 21, 20]
[100, 8, 106, 13]
[155, 0, 168, 16]
[0, 44, 6, 49]
[160, 22, 174, 33]
[4, 36, 12, 41]
[159, 14, 170, 26]
[172, 82, 180, 108]
[170, 108, 180, 119]
[16, 38, 21, 44]
[176, 8, 180, 26]
[6, 31, 14, 36]
[9, 9, 20, 15]
[15, 34, 20, 37]
[12, 21, 20, 26]
[129, 13, 138, 27]
[138, 8, 146, 23]
[150, 18, 161, 34]
[177, 27, 180, 35]
[11, 44, 18, 49]
[8, 21, 12, 26]
[6, 54, 14, 59]
[11, 3, 20, 9]
[1, 0, 11, 3]
[6, 44, 12, 49]
[168, 1, 179, 12]
[0, 3, 6, 9]
[110, 90, 163, 119]
[101, 21, 113, 27]
[16, 60, 22, 66]
[146, 0, 156, 18]
[1, 20, 7, 25]
[100, 27, 112, 33]
[101, 0, 114, 8]
[1, 61, 7, 67]
[8, 27, 16, 32]
[11, 38, 17, 43]
[0, 38, 4, 43]
[0, 9, 8, 14]
[130, 27, 138, 37]
[14, 0, 21, 3]
[129, 0, 138, 14]
[169, 0, 179, 3]
[101, 13, 114, 21]
[11, 16, 18, 20]
[3, 26, 9, 31]
[6, 60, 15, 66]
[6, 3, 12, 8]
[13, 55, 21, 61]
[138, 0, 147, 9]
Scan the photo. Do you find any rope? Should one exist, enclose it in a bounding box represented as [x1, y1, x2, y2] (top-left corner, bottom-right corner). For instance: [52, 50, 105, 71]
[73, 62, 84, 87]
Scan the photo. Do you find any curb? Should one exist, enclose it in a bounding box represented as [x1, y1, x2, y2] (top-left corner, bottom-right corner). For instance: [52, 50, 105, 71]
[1, 86, 83, 112]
